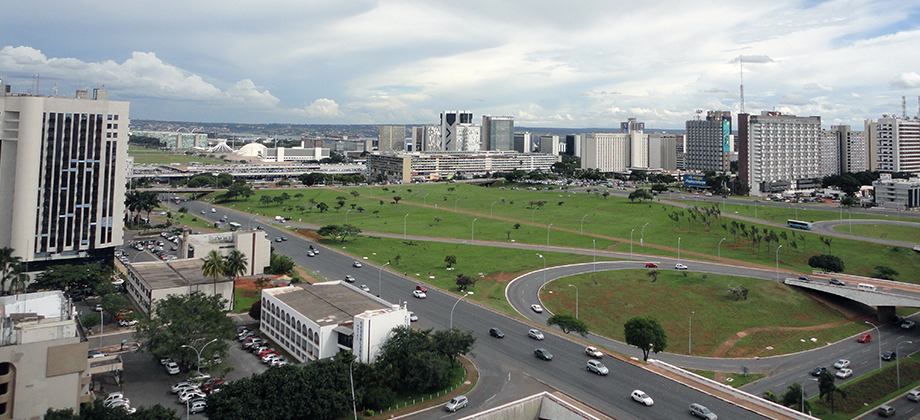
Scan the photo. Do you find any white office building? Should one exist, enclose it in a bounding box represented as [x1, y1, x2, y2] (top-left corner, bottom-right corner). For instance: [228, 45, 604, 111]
[482, 116, 514, 151]
[260, 282, 409, 363]
[874, 173, 920, 209]
[440, 111, 473, 151]
[456, 124, 482, 151]
[378, 125, 406, 152]
[738, 112, 822, 194]
[0, 84, 129, 272]
[874, 117, 920, 173]
[412, 125, 441, 152]
[581, 133, 630, 172]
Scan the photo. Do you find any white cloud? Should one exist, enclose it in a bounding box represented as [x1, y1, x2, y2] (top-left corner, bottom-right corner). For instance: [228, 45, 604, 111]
[803, 83, 833, 91]
[890, 72, 920, 89]
[780, 94, 814, 106]
[293, 98, 344, 119]
[730, 55, 775, 63]
[225, 79, 280, 109]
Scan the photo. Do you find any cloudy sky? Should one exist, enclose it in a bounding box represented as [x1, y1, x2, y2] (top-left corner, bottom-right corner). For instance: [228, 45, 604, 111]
[2, 0, 919, 129]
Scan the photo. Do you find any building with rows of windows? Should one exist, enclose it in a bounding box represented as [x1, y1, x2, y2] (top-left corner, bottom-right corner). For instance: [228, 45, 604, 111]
[260, 281, 409, 363]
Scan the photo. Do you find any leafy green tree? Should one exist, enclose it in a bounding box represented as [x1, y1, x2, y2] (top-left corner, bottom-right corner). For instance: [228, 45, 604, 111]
[807, 254, 845, 272]
[627, 189, 654, 202]
[259, 195, 274, 205]
[840, 195, 857, 207]
[444, 255, 457, 268]
[650, 184, 669, 193]
[623, 316, 668, 361]
[316, 202, 329, 213]
[266, 253, 295, 275]
[223, 180, 254, 200]
[100, 293, 129, 318]
[432, 328, 476, 364]
[547, 314, 589, 336]
[392, 196, 402, 204]
[28, 263, 108, 294]
[818, 369, 846, 413]
[134, 292, 235, 370]
[646, 268, 659, 282]
[455, 273, 476, 289]
[871, 265, 899, 280]
[317, 224, 361, 243]
[375, 326, 456, 392]
[762, 390, 778, 403]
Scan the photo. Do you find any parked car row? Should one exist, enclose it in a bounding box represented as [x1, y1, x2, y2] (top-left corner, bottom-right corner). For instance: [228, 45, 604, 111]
[102, 392, 136, 414]
[239, 327, 289, 367]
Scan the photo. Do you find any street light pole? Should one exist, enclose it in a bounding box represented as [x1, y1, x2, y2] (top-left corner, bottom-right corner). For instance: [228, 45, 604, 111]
[898, 340, 913, 389]
[775, 245, 783, 281]
[568, 284, 579, 318]
[581, 214, 588, 235]
[455, 197, 460, 212]
[349, 361, 358, 420]
[536, 253, 546, 290]
[865, 321, 882, 371]
[532, 206, 539, 223]
[630, 229, 635, 259]
[248, 213, 258, 230]
[547, 223, 553, 248]
[345, 209, 353, 224]
[718, 238, 726, 262]
[689, 311, 694, 354]
[491, 201, 498, 218]
[471, 218, 477, 241]
[423, 193, 429, 206]
[450, 292, 474, 329]
[641, 222, 649, 247]
[403, 214, 409, 239]
[378, 261, 390, 297]
[801, 379, 818, 413]
[181, 338, 219, 372]
[677, 237, 681, 264]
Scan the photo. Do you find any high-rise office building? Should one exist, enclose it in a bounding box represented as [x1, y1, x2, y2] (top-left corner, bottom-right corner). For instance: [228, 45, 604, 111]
[564, 134, 582, 157]
[481, 115, 514, 151]
[581, 133, 630, 172]
[873, 117, 920, 173]
[440, 110, 473, 151]
[539, 135, 560, 155]
[738, 111, 822, 194]
[378, 125, 406, 152]
[455, 124, 481, 151]
[818, 130, 840, 177]
[1, 85, 129, 272]
[412, 125, 441, 152]
[828, 125, 868, 174]
[513, 132, 533, 153]
[685, 111, 731, 172]
[648, 133, 680, 171]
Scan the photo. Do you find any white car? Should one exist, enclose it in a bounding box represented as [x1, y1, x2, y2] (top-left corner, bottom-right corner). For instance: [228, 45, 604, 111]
[445, 395, 468, 412]
[103, 393, 127, 406]
[171, 382, 194, 393]
[586, 359, 609, 375]
[178, 389, 206, 403]
[531, 304, 543, 313]
[307, 251, 315, 257]
[907, 390, 920, 402]
[103, 397, 130, 408]
[675, 264, 689, 270]
[835, 368, 853, 379]
[585, 346, 603, 358]
[528, 329, 544, 340]
[834, 359, 850, 369]
[409, 312, 418, 322]
[412, 290, 427, 299]
[359, 284, 370, 292]
[165, 361, 180, 375]
[631, 390, 654, 406]
[353, 261, 362, 268]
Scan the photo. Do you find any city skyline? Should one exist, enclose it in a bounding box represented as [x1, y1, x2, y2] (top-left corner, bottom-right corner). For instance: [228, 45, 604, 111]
[2, 1, 920, 128]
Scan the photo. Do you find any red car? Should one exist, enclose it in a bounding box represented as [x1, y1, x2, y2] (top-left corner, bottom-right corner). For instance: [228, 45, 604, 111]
[857, 333, 871, 343]
[645, 263, 658, 268]
[415, 285, 428, 293]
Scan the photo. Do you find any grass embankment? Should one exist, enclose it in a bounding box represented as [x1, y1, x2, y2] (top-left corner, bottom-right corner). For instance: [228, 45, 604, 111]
[208, 183, 920, 282]
[805, 353, 920, 419]
[539, 270, 857, 357]
[128, 145, 226, 165]
[686, 369, 766, 388]
[832, 223, 920, 243]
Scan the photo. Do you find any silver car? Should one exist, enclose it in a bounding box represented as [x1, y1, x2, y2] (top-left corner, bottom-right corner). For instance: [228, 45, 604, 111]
[586, 359, 609, 375]
[445, 395, 468, 412]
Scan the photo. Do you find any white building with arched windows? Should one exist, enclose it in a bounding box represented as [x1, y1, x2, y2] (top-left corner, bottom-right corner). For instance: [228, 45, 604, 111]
[260, 281, 408, 363]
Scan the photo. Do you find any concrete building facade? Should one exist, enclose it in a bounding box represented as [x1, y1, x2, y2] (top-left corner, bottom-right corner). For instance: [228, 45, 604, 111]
[260, 282, 409, 363]
[367, 151, 558, 183]
[440, 111, 473, 151]
[0, 291, 91, 419]
[513, 132, 532, 153]
[0, 85, 129, 272]
[819, 130, 840, 177]
[685, 111, 731, 172]
[874, 117, 920, 173]
[874, 173, 920, 209]
[581, 133, 630, 172]
[833, 125, 869, 174]
[130, 130, 207, 150]
[412, 125, 441, 152]
[181, 230, 271, 277]
[481, 116, 514, 151]
[378, 125, 406, 152]
[648, 133, 680, 171]
[124, 258, 235, 315]
[456, 124, 481, 152]
[539, 135, 560, 155]
[738, 112, 822, 194]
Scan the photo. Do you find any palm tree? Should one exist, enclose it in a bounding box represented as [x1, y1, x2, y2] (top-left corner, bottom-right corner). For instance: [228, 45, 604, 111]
[818, 370, 847, 413]
[202, 250, 226, 288]
[224, 250, 248, 282]
[0, 247, 24, 293]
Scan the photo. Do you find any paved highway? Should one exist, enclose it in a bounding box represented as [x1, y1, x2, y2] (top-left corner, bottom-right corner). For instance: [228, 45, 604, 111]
[172, 198, 770, 419]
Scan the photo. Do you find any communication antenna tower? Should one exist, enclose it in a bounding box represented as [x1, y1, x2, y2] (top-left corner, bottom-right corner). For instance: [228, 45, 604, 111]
[695, 109, 703, 120]
[52, 83, 58, 97]
[903, 96, 907, 119]
[739, 58, 745, 114]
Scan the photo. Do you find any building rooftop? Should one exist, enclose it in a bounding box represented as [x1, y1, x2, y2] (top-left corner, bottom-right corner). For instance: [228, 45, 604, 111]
[0, 290, 69, 319]
[130, 258, 213, 289]
[264, 282, 394, 327]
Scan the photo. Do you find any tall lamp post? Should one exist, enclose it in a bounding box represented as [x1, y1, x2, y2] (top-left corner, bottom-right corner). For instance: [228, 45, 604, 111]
[450, 292, 474, 329]
[345, 209, 353, 224]
[248, 213, 258, 230]
[181, 338, 219, 372]
[423, 193, 429, 206]
[455, 197, 460, 212]
[592, 240, 596, 274]
[536, 253, 547, 290]
[568, 284, 579, 319]
[532, 206, 539, 223]
[490, 201, 498, 218]
[641, 222, 649, 247]
[898, 340, 913, 389]
[866, 320, 882, 371]
[677, 237, 681, 264]
[471, 218, 477, 241]
[630, 229, 635, 258]
[403, 214, 409, 239]
[689, 311, 694, 354]
[718, 238, 726, 262]
[349, 361, 358, 420]
[775, 245, 783, 281]
[802, 378, 818, 413]
[378, 261, 390, 297]
[547, 223, 553, 248]
[581, 214, 588, 235]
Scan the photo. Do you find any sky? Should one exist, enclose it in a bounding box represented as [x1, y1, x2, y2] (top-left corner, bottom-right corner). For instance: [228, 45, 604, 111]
[2, 0, 919, 129]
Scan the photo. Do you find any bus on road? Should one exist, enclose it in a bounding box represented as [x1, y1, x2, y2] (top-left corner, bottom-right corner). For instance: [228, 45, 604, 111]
[787, 219, 812, 230]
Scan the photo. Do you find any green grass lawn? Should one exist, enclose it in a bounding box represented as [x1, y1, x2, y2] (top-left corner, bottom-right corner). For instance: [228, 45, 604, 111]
[726, 321, 868, 358]
[233, 289, 259, 313]
[685, 369, 766, 388]
[210, 183, 920, 282]
[806, 354, 920, 419]
[538, 270, 853, 357]
[128, 145, 226, 165]
[832, 222, 920, 243]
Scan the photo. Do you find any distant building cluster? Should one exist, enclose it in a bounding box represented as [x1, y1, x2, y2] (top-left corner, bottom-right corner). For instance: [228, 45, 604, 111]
[132, 130, 209, 150]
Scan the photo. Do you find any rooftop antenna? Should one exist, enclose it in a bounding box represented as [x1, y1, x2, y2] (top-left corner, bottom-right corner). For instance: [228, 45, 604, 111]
[695, 109, 703, 121]
[52, 83, 58, 97]
[739, 58, 745, 114]
[903, 96, 907, 119]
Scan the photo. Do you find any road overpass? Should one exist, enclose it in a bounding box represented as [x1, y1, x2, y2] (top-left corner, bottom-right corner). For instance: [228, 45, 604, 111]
[784, 274, 920, 321]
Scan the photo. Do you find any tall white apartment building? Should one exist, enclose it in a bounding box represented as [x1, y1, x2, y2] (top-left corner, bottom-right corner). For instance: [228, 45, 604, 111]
[411, 125, 441, 152]
[818, 130, 840, 177]
[685, 111, 731, 172]
[874, 117, 920, 173]
[648, 133, 680, 171]
[481, 115, 514, 151]
[738, 111, 822, 194]
[455, 123, 481, 151]
[377, 125, 405, 152]
[831, 125, 868, 174]
[440, 110, 473, 151]
[1, 84, 129, 271]
[581, 133, 630, 172]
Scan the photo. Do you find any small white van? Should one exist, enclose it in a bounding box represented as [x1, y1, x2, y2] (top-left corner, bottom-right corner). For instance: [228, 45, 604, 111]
[857, 283, 877, 292]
